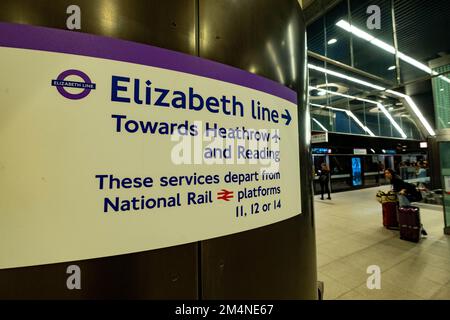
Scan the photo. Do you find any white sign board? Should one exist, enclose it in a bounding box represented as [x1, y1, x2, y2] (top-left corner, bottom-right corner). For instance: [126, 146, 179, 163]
[311, 132, 328, 144]
[354, 148, 368, 155]
[0, 23, 301, 269]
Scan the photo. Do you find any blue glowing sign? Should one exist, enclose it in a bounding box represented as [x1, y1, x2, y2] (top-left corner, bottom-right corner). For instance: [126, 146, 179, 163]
[352, 157, 362, 186]
[312, 148, 331, 154]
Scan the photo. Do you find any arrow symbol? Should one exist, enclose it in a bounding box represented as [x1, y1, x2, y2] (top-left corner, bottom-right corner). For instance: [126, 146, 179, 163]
[281, 109, 291, 126]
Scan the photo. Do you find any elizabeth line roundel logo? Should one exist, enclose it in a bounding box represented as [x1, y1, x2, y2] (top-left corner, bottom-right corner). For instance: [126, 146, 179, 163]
[51, 69, 96, 100]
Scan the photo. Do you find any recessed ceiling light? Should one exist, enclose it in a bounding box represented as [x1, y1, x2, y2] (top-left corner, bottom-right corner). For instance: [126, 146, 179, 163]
[388, 107, 394, 111]
[396, 102, 403, 105]
[440, 88, 445, 92]
[328, 38, 338, 45]
[388, 66, 396, 70]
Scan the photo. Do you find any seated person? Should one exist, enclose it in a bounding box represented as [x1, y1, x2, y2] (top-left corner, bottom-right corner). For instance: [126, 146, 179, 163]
[384, 168, 422, 206]
[384, 168, 427, 236]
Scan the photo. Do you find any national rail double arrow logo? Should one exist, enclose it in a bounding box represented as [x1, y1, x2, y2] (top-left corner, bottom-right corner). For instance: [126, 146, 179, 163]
[217, 189, 234, 201]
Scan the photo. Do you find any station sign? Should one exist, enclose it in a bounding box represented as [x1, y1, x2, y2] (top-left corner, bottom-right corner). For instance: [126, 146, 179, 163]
[353, 148, 367, 155]
[311, 132, 328, 144]
[0, 23, 301, 269]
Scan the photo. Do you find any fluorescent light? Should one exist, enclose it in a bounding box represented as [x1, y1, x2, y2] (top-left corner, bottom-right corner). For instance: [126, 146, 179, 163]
[386, 90, 436, 136]
[308, 64, 386, 91]
[310, 86, 361, 100]
[336, 20, 444, 81]
[388, 66, 396, 70]
[382, 149, 386, 153]
[309, 86, 407, 138]
[327, 38, 338, 45]
[397, 52, 432, 73]
[371, 38, 396, 54]
[345, 110, 376, 136]
[312, 118, 328, 132]
[288, 24, 296, 80]
[386, 89, 405, 98]
[308, 62, 436, 138]
[311, 101, 375, 136]
[404, 96, 436, 136]
[371, 148, 376, 153]
[376, 103, 408, 139]
[336, 20, 374, 41]
[388, 107, 394, 111]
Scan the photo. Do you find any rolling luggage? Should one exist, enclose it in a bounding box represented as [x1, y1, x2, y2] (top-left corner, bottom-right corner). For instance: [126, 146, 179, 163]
[382, 201, 398, 229]
[398, 206, 421, 242]
[377, 190, 397, 203]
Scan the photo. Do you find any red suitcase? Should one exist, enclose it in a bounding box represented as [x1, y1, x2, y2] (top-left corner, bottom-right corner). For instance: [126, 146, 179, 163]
[398, 206, 421, 242]
[382, 201, 398, 229]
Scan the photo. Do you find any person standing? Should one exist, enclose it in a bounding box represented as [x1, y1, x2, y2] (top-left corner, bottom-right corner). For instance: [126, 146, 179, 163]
[319, 163, 331, 200]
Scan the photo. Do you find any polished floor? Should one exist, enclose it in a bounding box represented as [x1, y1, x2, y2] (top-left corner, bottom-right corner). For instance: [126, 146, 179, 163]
[315, 186, 450, 300]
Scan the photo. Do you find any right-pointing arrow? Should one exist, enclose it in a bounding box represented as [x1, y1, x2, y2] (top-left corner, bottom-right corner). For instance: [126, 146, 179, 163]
[281, 109, 291, 126]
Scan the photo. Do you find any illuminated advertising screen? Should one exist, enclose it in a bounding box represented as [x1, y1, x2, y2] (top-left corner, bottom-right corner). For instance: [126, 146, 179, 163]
[352, 157, 362, 186]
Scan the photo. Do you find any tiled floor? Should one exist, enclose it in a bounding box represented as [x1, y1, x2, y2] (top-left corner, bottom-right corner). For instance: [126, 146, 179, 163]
[315, 186, 450, 300]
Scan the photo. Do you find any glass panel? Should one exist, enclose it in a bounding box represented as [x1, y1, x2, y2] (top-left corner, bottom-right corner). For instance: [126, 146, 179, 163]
[324, 1, 351, 65]
[432, 64, 450, 130]
[350, 0, 397, 81]
[330, 156, 351, 175]
[307, 17, 325, 56]
[439, 142, 450, 229]
[379, 112, 392, 137]
[395, 0, 450, 83]
[364, 101, 381, 136]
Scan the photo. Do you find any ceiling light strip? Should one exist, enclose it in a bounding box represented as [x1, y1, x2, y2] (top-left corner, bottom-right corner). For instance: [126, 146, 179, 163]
[312, 118, 329, 132]
[376, 103, 407, 138]
[308, 64, 386, 91]
[309, 87, 407, 138]
[336, 20, 436, 77]
[386, 90, 436, 136]
[311, 102, 376, 136]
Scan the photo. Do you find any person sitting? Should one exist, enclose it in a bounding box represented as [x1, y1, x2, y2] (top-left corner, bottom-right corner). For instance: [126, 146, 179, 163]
[384, 168, 427, 235]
